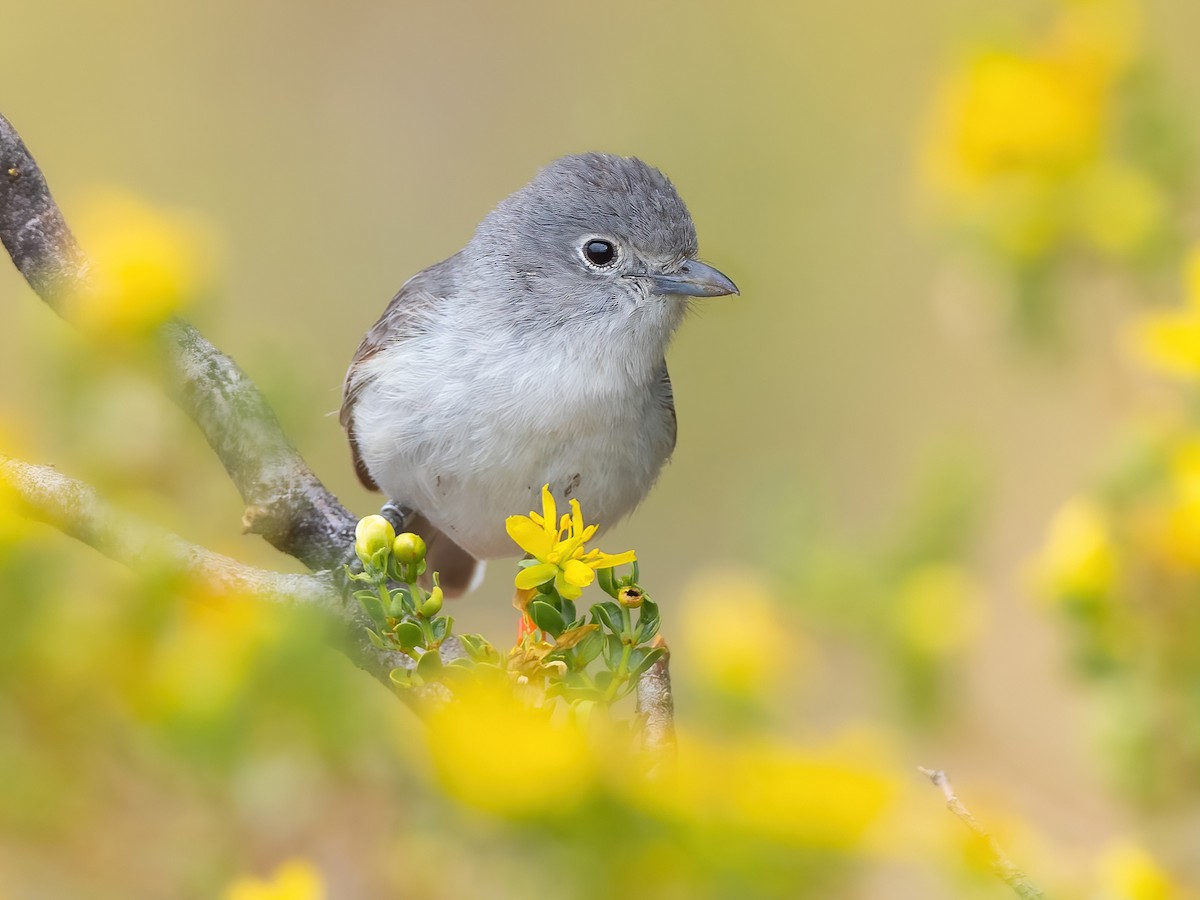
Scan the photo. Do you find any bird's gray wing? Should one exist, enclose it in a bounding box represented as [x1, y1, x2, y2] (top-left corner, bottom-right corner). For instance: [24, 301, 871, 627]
[339, 255, 461, 490]
[654, 359, 678, 456]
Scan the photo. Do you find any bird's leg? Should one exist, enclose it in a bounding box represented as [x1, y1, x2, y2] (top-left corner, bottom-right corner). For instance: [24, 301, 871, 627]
[379, 500, 412, 534]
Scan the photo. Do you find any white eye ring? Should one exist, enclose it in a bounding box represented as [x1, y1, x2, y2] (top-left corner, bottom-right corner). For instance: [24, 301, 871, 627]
[580, 236, 619, 269]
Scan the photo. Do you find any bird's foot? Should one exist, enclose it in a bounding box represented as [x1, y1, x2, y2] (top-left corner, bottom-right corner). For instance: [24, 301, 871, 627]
[379, 501, 412, 534]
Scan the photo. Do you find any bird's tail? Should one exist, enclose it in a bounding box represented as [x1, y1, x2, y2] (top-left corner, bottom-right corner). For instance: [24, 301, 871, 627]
[407, 512, 485, 598]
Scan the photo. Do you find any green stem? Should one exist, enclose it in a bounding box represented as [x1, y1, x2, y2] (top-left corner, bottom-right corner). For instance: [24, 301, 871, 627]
[599, 604, 637, 702]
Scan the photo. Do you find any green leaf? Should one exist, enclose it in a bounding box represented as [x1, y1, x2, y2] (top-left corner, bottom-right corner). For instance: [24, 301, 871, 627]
[431, 618, 449, 641]
[630, 646, 667, 678]
[560, 598, 577, 626]
[389, 667, 415, 687]
[365, 628, 387, 649]
[594, 670, 614, 693]
[574, 630, 604, 667]
[591, 601, 623, 634]
[459, 633, 499, 664]
[627, 647, 646, 676]
[596, 565, 618, 598]
[344, 564, 374, 585]
[564, 684, 604, 703]
[387, 587, 413, 618]
[603, 633, 623, 670]
[636, 599, 661, 644]
[416, 649, 443, 680]
[637, 617, 661, 645]
[393, 620, 424, 650]
[357, 593, 388, 628]
[529, 600, 566, 637]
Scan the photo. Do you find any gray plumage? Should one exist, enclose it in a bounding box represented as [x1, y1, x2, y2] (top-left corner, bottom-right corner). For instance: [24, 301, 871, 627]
[341, 153, 736, 595]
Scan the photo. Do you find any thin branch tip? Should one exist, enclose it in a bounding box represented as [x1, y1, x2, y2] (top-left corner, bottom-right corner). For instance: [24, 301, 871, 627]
[918, 766, 1046, 900]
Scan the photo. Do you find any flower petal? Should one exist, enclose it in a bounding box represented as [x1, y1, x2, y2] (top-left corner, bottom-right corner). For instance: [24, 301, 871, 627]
[505, 515, 556, 559]
[587, 549, 637, 570]
[561, 558, 596, 588]
[539, 485, 557, 530]
[555, 569, 584, 600]
[569, 499, 584, 537]
[515, 562, 559, 590]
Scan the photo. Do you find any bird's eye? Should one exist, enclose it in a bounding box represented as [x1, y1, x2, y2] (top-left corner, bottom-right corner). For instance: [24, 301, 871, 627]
[582, 239, 617, 267]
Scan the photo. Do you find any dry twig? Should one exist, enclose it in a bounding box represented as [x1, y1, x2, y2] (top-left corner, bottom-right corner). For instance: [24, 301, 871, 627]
[918, 767, 1046, 899]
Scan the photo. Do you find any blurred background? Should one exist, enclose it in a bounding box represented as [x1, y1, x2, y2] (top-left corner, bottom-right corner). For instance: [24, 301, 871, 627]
[2, 0, 1200, 896]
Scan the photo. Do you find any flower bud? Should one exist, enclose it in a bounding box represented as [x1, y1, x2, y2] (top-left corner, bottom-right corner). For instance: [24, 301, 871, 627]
[420, 586, 444, 618]
[393, 531, 427, 565]
[355, 515, 396, 565]
[618, 586, 645, 609]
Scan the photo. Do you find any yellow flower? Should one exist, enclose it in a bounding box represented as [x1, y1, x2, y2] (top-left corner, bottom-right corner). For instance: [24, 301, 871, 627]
[425, 680, 596, 816]
[221, 859, 326, 900]
[1132, 437, 1200, 571]
[1033, 497, 1117, 600]
[506, 485, 635, 600]
[678, 568, 797, 696]
[1130, 246, 1200, 379]
[646, 731, 898, 850]
[918, 0, 1148, 266]
[68, 187, 219, 337]
[0, 451, 31, 549]
[354, 514, 395, 566]
[138, 589, 275, 722]
[1095, 841, 1178, 900]
[922, 49, 1106, 198]
[893, 564, 984, 659]
[1072, 161, 1164, 256]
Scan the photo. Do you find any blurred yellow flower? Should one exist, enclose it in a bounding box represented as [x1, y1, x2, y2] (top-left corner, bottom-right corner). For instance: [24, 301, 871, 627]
[137, 587, 275, 721]
[0, 454, 30, 549]
[1033, 497, 1117, 600]
[678, 568, 797, 696]
[424, 680, 596, 816]
[1096, 842, 1178, 900]
[893, 564, 984, 659]
[68, 187, 219, 337]
[929, 50, 1104, 188]
[1128, 437, 1200, 571]
[920, 0, 1157, 266]
[1131, 247, 1200, 379]
[661, 734, 897, 850]
[506, 484, 635, 600]
[222, 859, 326, 900]
[1072, 162, 1164, 256]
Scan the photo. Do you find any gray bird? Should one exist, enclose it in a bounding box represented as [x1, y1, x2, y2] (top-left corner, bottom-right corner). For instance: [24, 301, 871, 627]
[340, 153, 737, 595]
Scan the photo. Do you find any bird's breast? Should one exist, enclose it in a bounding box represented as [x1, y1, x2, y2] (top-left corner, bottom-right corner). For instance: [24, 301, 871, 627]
[356, 337, 674, 559]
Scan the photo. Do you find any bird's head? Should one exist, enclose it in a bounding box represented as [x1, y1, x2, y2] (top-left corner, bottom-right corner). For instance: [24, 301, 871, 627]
[468, 153, 737, 332]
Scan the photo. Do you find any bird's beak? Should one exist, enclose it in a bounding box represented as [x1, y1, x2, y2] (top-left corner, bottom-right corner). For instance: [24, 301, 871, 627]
[649, 259, 739, 297]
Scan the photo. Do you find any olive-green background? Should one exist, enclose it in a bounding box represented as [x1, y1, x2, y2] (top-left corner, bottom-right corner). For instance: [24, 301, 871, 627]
[3, 0, 1199, 889]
